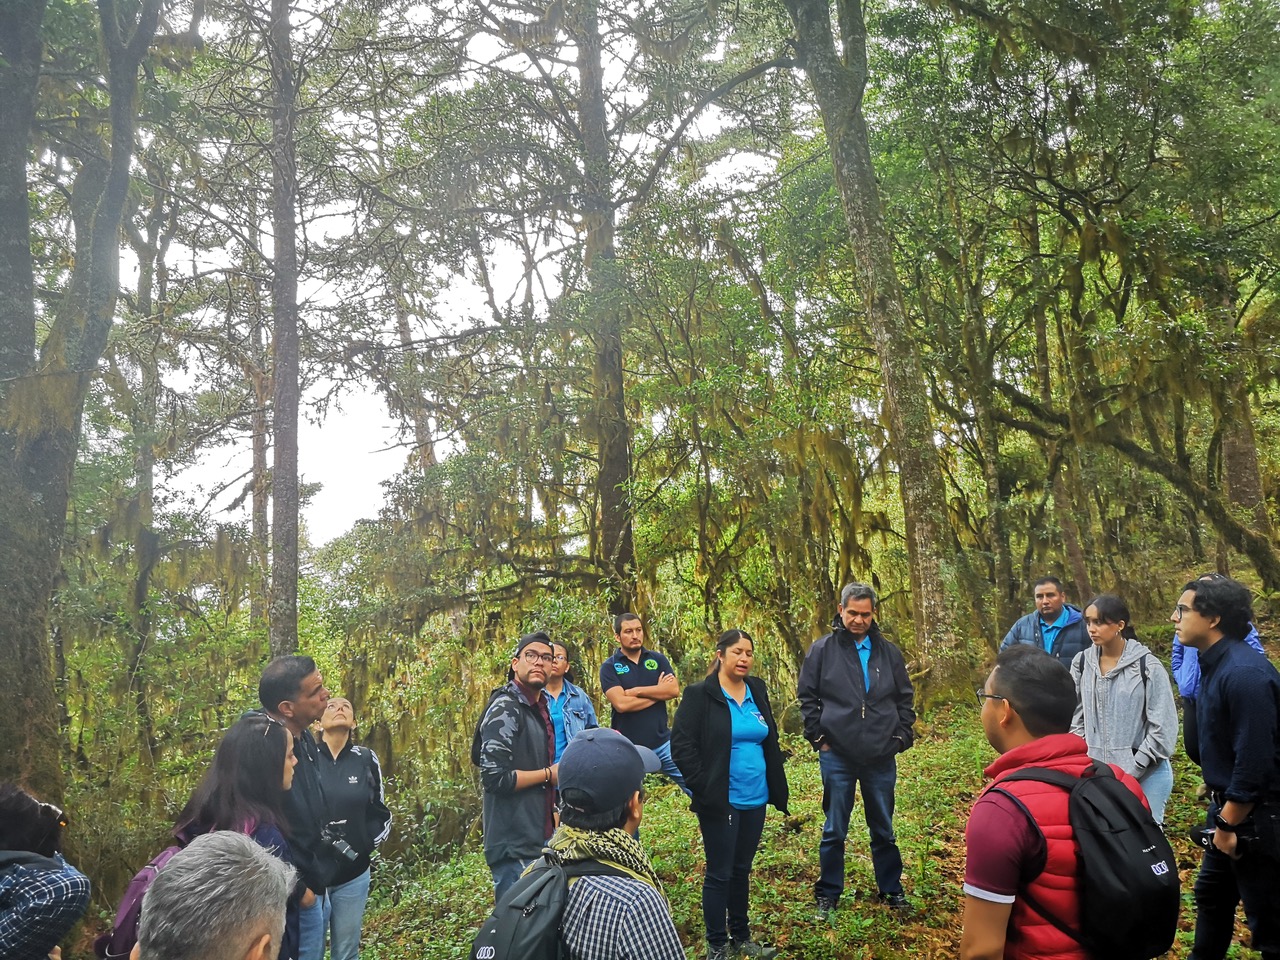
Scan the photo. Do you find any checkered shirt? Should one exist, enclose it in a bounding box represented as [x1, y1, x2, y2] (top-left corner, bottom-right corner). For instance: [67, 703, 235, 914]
[0, 853, 92, 960]
[561, 873, 685, 960]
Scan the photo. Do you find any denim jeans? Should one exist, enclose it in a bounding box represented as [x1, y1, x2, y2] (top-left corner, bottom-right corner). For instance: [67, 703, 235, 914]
[816, 749, 903, 902]
[297, 890, 328, 960]
[490, 856, 534, 904]
[323, 868, 372, 960]
[1137, 758, 1174, 825]
[697, 805, 767, 948]
[652, 738, 691, 796]
[1189, 803, 1280, 960]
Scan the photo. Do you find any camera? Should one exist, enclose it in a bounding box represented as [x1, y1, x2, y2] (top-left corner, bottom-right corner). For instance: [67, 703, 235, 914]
[1189, 824, 1253, 854]
[322, 820, 358, 862]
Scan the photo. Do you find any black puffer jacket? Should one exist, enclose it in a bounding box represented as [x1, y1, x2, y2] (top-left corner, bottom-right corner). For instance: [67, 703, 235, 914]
[671, 673, 789, 816]
[797, 619, 915, 763]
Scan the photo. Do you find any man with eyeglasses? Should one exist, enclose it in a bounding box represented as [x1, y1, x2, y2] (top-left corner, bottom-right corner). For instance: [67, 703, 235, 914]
[1173, 575, 1280, 960]
[545, 641, 599, 763]
[476, 631, 560, 901]
[961, 646, 1146, 960]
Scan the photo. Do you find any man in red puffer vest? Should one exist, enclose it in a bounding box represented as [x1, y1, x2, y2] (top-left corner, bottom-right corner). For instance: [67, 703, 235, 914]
[960, 645, 1148, 960]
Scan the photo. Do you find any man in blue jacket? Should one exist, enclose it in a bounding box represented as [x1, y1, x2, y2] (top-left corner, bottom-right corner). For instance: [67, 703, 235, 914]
[798, 582, 915, 919]
[999, 576, 1089, 665]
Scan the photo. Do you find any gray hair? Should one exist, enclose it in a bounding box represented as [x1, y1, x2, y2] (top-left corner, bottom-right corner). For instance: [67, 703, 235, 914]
[137, 831, 296, 960]
[840, 582, 877, 607]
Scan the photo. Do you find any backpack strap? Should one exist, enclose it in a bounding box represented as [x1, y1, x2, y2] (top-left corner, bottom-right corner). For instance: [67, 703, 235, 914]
[987, 764, 1105, 949]
[1131, 654, 1149, 753]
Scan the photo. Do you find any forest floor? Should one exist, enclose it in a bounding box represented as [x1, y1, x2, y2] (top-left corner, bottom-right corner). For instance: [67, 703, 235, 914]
[360, 701, 1255, 960]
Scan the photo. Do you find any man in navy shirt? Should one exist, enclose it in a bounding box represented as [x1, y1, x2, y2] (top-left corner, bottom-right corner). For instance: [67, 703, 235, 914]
[599, 612, 687, 792]
[1175, 575, 1280, 960]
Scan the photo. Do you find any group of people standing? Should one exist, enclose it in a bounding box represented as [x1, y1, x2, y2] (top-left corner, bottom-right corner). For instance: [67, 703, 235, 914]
[163, 658, 392, 960]
[0, 656, 392, 960]
[475, 593, 914, 960]
[478, 574, 1278, 960]
[968, 573, 1280, 960]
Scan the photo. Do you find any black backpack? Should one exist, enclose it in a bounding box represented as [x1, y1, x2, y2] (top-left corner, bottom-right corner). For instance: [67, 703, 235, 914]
[470, 853, 627, 960]
[994, 762, 1179, 960]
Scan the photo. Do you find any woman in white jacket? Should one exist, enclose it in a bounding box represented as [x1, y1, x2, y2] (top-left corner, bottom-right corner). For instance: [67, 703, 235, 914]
[1070, 593, 1179, 823]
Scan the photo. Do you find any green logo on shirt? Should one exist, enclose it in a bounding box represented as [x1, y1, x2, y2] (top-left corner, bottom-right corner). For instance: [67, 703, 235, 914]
[644, 658, 658, 671]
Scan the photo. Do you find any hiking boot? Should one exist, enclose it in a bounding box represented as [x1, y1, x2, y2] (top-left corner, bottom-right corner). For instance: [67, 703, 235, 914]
[878, 892, 911, 912]
[815, 896, 836, 921]
[707, 943, 731, 960]
[731, 938, 779, 959]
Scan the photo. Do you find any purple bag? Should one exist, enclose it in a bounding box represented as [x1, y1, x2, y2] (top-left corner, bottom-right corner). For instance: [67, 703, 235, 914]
[93, 845, 183, 959]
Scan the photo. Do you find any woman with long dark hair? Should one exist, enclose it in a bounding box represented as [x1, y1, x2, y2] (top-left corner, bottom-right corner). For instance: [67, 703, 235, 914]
[672, 629, 789, 960]
[175, 712, 305, 959]
[1070, 593, 1178, 822]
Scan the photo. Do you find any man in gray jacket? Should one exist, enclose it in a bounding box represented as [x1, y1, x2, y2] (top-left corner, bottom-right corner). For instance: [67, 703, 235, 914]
[798, 582, 916, 919]
[477, 632, 559, 902]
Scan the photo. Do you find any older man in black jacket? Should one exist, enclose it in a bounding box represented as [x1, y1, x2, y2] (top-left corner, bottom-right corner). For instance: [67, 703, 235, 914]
[798, 582, 915, 919]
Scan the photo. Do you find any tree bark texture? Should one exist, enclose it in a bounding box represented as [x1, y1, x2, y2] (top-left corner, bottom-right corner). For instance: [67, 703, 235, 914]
[0, 0, 161, 795]
[782, 0, 965, 698]
[268, 0, 300, 657]
[575, 0, 635, 614]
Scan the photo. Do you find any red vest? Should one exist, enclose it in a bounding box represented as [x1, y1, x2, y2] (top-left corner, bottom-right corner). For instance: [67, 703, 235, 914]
[980, 733, 1145, 960]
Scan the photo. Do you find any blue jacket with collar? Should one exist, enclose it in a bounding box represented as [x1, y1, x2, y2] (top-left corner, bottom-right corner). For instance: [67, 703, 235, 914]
[1000, 604, 1089, 665]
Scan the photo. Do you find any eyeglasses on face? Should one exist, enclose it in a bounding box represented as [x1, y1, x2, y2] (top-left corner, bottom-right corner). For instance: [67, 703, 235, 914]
[551, 654, 568, 663]
[1172, 603, 1195, 622]
[521, 650, 555, 665]
[974, 688, 1007, 707]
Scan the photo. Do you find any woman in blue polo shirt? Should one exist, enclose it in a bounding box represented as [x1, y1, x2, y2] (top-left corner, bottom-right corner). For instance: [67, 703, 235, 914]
[672, 629, 789, 960]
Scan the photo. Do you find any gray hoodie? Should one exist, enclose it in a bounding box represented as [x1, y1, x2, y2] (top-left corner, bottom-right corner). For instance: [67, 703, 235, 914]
[1070, 639, 1178, 778]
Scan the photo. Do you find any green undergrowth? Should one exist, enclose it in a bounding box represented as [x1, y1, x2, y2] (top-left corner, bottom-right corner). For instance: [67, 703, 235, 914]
[361, 705, 1252, 959]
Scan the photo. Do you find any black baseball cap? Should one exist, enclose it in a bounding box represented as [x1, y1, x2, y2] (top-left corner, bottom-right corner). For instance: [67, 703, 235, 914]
[558, 729, 660, 813]
[512, 631, 554, 658]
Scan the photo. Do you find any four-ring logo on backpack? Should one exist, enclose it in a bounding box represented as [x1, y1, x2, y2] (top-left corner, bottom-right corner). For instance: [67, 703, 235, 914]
[1151, 861, 1170, 876]
[476, 948, 497, 959]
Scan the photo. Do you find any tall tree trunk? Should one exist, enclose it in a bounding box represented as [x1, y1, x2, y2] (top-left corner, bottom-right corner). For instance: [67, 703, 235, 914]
[393, 279, 438, 470]
[781, 0, 964, 699]
[1209, 251, 1272, 541]
[0, 0, 161, 795]
[575, 0, 634, 614]
[1028, 206, 1091, 601]
[252, 319, 271, 634]
[268, 0, 300, 656]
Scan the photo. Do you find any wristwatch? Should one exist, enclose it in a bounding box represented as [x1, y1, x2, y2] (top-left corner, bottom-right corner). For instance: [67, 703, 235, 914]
[1213, 813, 1237, 833]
